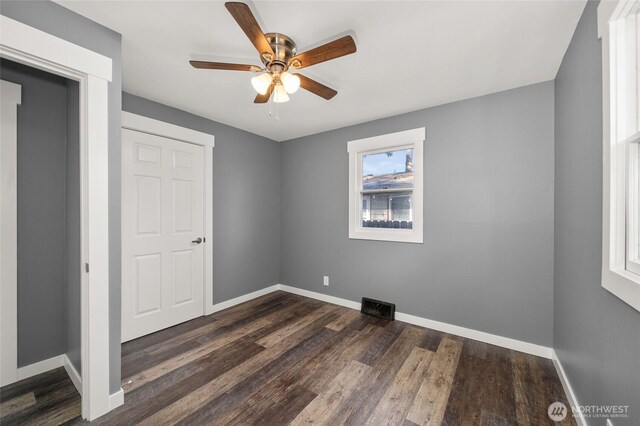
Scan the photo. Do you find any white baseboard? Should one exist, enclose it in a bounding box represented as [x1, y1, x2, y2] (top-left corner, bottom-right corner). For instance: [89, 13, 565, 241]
[394, 311, 552, 359]
[14, 354, 84, 398]
[276, 284, 553, 359]
[109, 387, 124, 410]
[202, 283, 552, 359]
[277, 284, 361, 310]
[552, 350, 586, 426]
[63, 355, 82, 395]
[206, 284, 280, 315]
[16, 355, 65, 381]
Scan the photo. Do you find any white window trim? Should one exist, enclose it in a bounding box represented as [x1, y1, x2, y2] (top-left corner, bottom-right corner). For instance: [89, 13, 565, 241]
[347, 127, 425, 244]
[599, 0, 640, 312]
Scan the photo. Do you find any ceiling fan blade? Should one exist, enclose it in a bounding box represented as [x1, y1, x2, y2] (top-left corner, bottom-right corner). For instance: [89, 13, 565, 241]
[225, 2, 275, 59]
[289, 35, 356, 69]
[189, 60, 261, 72]
[298, 74, 337, 100]
[254, 82, 275, 103]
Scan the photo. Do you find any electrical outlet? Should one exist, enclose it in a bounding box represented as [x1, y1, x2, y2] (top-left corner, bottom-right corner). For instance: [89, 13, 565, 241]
[323, 276, 329, 286]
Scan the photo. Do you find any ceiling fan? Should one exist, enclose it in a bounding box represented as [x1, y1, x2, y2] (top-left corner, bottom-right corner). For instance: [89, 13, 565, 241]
[189, 2, 357, 104]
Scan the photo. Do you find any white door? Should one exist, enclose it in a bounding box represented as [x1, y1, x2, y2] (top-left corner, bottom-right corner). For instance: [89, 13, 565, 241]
[122, 129, 205, 342]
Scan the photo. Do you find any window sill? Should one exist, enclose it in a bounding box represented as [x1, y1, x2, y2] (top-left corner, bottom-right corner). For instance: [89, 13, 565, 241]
[602, 267, 640, 311]
[349, 228, 423, 244]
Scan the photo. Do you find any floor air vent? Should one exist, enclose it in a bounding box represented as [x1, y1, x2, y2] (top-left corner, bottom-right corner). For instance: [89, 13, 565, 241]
[361, 297, 395, 321]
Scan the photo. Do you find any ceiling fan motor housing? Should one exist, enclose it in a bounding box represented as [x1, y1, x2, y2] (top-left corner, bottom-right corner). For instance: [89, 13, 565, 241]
[262, 33, 296, 72]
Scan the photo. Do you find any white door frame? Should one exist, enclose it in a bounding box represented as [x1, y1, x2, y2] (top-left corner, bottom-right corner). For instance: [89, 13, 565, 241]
[121, 112, 215, 317]
[0, 80, 21, 387]
[0, 16, 113, 420]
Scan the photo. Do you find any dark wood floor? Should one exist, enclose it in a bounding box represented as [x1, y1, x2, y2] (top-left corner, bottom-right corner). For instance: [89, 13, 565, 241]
[0, 291, 575, 425]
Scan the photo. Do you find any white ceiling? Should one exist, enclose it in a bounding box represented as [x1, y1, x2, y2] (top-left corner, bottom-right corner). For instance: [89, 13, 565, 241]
[56, 0, 586, 142]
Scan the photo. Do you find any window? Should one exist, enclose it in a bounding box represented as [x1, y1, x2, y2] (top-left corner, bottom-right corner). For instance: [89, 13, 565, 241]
[348, 128, 424, 243]
[600, 0, 640, 311]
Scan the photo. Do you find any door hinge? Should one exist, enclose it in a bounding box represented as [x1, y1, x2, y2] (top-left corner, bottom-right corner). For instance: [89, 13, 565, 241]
[85, 263, 89, 273]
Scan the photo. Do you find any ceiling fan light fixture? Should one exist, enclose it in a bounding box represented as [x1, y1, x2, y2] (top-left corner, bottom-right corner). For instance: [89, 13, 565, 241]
[190, 2, 356, 106]
[280, 72, 300, 94]
[251, 72, 272, 95]
[273, 84, 289, 103]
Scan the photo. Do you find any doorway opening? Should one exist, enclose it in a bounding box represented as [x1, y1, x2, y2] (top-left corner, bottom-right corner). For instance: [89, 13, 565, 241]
[1, 14, 113, 420]
[0, 58, 82, 422]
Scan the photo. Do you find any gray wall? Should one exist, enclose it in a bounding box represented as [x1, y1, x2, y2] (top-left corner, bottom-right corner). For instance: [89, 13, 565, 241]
[1, 59, 68, 367]
[554, 2, 640, 424]
[122, 92, 281, 304]
[280, 81, 555, 347]
[1, 60, 81, 374]
[66, 79, 81, 372]
[0, 0, 123, 392]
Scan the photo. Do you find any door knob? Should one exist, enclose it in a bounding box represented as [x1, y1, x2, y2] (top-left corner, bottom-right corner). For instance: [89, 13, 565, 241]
[192, 237, 203, 244]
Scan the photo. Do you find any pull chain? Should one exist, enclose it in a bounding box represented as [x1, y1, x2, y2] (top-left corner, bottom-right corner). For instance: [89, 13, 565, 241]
[267, 86, 280, 122]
